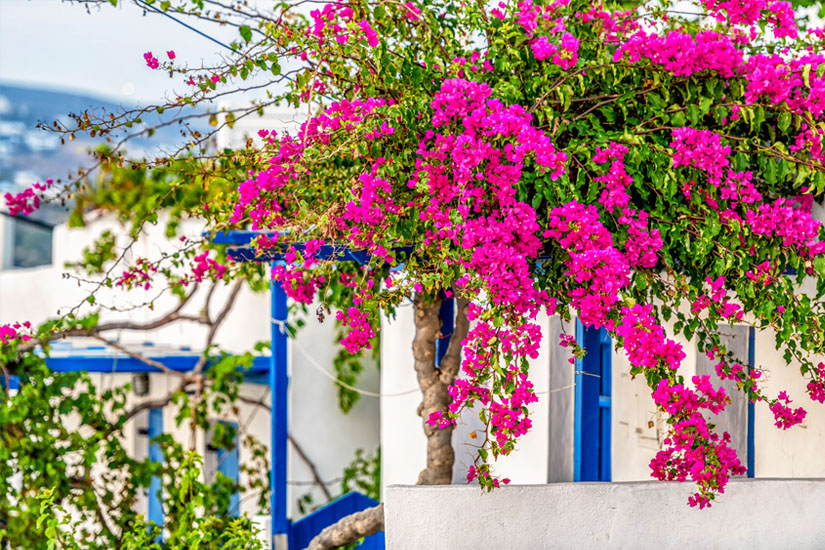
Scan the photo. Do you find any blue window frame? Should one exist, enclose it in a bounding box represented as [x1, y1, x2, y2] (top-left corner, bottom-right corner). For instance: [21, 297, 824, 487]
[574, 321, 612, 482]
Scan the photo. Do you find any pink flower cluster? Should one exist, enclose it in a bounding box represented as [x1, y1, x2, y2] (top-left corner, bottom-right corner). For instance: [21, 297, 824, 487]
[745, 198, 825, 259]
[650, 415, 745, 508]
[309, 5, 379, 47]
[0, 322, 31, 345]
[338, 159, 399, 262]
[512, 0, 571, 36]
[670, 128, 731, 182]
[592, 143, 662, 268]
[614, 30, 743, 78]
[769, 391, 807, 429]
[790, 125, 825, 166]
[545, 201, 629, 329]
[488, 368, 538, 446]
[115, 258, 158, 290]
[531, 32, 580, 70]
[745, 260, 774, 286]
[808, 362, 825, 403]
[702, 0, 797, 38]
[703, 0, 766, 26]
[4, 178, 54, 216]
[691, 276, 744, 320]
[615, 304, 686, 370]
[593, 143, 632, 211]
[143, 51, 159, 69]
[335, 306, 376, 353]
[652, 376, 730, 416]
[575, 4, 639, 42]
[190, 252, 227, 283]
[740, 53, 825, 118]
[670, 127, 763, 205]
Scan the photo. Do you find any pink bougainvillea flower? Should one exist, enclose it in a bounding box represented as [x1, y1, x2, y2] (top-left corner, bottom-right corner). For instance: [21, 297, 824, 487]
[143, 51, 159, 69]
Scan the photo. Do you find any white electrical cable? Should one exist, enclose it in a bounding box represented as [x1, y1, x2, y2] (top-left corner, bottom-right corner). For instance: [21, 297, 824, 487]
[292, 338, 420, 397]
[272, 318, 420, 397]
[272, 319, 596, 398]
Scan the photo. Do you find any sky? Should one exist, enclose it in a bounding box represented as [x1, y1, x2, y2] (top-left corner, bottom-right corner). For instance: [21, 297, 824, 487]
[0, 0, 246, 104]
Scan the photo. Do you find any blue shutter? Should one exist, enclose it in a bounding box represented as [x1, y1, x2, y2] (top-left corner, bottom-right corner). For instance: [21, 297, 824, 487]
[147, 408, 164, 532]
[217, 421, 240, 516]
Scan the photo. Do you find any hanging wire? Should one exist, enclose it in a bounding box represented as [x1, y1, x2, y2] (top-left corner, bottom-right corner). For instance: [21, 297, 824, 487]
[135, 0, 241, 53]
[274, 318, 592, 398]
[133, 0, 337, 101]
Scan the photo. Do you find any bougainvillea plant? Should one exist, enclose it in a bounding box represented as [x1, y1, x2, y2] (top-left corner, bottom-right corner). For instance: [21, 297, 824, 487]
[3, 0, 825, 546]
[222, 0, 825, 509]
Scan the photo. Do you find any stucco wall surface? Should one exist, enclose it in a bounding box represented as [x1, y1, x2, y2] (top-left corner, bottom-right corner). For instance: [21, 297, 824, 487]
[385, 480, 825, 550]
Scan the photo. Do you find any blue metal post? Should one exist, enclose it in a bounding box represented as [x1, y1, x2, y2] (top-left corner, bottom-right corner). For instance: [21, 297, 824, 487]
[147, 408, 164, 534]
[217, 421, 240, 516]
[747, 327, 756, 478]
[270, 264, 290, 546]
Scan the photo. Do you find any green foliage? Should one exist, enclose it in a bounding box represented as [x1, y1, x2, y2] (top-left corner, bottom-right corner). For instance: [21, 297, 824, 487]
[340, 448, 381, 502]
[1, 327, 270, 549]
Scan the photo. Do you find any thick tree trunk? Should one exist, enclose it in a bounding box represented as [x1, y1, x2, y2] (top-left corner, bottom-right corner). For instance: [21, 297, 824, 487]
[414, 292, 470, 485]
[305, 293, 470, 549]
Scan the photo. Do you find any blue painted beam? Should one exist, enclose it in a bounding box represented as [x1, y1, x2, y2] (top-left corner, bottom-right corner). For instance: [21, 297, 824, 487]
[270, 268, 290, 544]
[227, 243, 412, 265]
[43, 355, 269, 374]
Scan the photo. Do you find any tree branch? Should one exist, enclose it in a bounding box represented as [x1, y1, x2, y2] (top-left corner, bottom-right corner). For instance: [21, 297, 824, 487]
[305, 504, 384, 550]
[288, 434, 333, 501]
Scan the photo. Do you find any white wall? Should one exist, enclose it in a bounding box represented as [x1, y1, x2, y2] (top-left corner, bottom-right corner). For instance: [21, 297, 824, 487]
[385, 480, 825, 550]
[380, 304, 825, 492]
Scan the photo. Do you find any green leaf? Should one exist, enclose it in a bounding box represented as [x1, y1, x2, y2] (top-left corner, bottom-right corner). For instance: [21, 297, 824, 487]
[239, 25, 252, 43]
[778, 111, 791, 132]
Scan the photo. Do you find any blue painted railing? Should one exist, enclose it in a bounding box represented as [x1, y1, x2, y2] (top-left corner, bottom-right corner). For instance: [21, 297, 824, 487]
[290, 492, 384, 550]
[44, 353, 269, 375]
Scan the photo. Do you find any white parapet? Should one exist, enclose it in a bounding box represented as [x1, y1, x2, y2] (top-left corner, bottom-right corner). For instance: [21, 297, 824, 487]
[385, 479, 825, 549]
